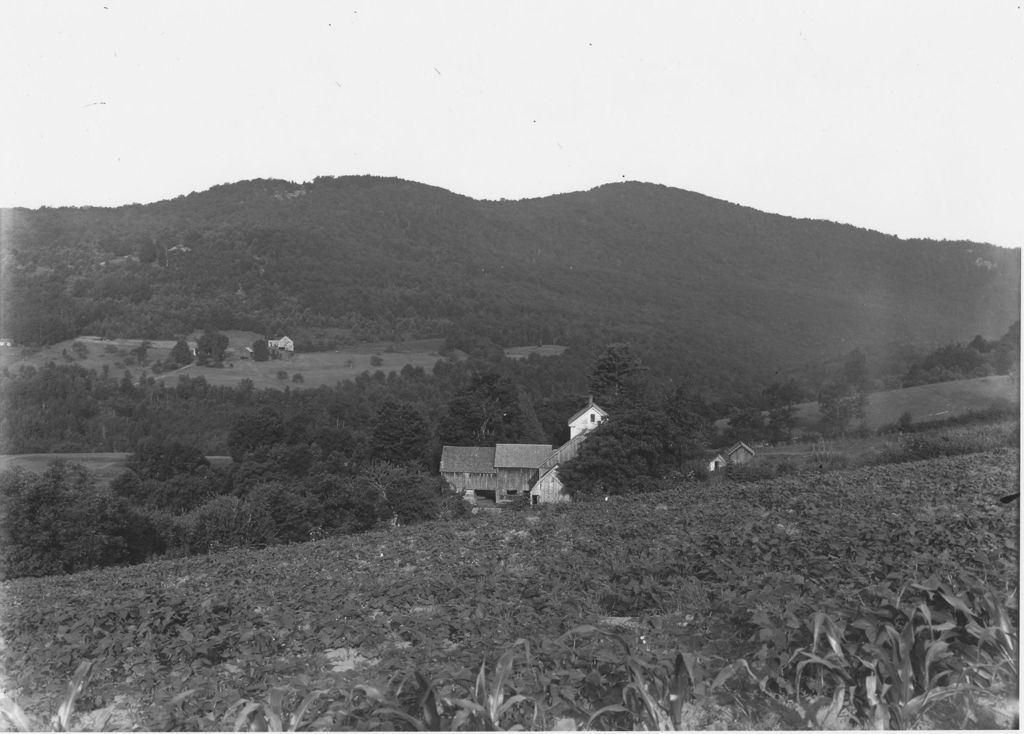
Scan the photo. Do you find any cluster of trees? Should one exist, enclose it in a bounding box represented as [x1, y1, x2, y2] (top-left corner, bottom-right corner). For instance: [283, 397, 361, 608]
[558, 345, 717, 498]
[901, 322, 1019, 387]
[0, 436, 470, 580]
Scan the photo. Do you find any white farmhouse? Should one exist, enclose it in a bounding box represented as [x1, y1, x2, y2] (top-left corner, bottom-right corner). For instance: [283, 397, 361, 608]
[567, 399, 607, 439]
[268, 336, 295, 353]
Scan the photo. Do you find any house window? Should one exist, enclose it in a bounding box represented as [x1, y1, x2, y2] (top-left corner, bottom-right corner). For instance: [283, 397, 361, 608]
[590, 413, 595, 423]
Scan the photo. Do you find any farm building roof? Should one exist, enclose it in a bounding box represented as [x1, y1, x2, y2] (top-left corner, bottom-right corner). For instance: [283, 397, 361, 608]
[567, 401, 608, 425]
[725, 441, 755, 458]
[494, 444, 554, 469]
[439, 446, 497, 474]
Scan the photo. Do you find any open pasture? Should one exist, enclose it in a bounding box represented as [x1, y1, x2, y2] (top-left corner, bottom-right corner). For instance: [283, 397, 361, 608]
[786, 375, 1018, 433]
[158, 342, 449, 390]
[503, 344, 568, 360]
[0, 453, 132, 486]
[0, 453, 234, 487]
[0, 335, 451, 391]
[1, 449, 1016, 730]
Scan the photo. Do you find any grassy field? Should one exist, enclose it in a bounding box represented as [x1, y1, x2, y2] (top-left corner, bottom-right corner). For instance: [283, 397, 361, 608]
[0, 335, 453, 391]
[776, 375, 1018, 434]
[0, 443, 1017, 730]
[503, 344, 568, 360]
[0, 453, 234, 486]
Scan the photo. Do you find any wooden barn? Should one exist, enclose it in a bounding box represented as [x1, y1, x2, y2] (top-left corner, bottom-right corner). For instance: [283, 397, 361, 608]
[439, 446, 498, 503]
[494, 443, 554, 500]
[440, 400, 607, 506]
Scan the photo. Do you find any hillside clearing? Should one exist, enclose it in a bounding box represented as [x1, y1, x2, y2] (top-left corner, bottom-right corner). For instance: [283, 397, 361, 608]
[0, 453, 233, 486]
[503, 344, 568, 360]
[778, 375, 1016, 434]
[0, 336, 453, 391]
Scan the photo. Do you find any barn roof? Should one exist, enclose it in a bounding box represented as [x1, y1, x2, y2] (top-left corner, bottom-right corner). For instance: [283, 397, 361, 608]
[494, 443, 554, 469]
[567, 401, 608, 425]
[725, 441, 755, 457]
[439, 446, 496, 474]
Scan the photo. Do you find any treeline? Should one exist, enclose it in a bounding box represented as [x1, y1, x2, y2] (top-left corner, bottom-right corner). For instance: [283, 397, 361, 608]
[0, 350, 594, 457]
[901, 321, 1019, 387]
[0, 455, 469, 581]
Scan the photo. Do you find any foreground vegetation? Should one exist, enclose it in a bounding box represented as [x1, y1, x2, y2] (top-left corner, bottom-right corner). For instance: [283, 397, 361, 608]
[0, 447, 1016, 730]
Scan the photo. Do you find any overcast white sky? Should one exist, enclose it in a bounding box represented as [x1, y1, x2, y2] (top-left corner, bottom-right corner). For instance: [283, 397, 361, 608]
[2, 1, 1022, 247]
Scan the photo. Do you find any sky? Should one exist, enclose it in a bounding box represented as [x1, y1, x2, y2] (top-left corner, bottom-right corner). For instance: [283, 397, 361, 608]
[2, 1, 1022, 248]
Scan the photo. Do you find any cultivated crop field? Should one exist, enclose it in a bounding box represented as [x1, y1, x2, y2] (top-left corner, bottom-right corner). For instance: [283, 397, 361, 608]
[0, 450, 1017, 730]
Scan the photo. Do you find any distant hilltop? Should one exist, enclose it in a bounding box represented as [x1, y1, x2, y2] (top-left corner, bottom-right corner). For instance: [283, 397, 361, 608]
[2, 176, 1018, 393]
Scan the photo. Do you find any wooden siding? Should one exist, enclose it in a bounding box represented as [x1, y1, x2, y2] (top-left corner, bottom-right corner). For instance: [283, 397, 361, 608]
[537, 433, 586, 475]
[531, 468, 570, 504]
[442, 470, 499, 494]
[495, 467, 537, 500]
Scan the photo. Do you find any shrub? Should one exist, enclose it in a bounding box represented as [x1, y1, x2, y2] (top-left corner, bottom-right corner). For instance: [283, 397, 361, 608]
[126, 437, 210, 481]
[178, 495, 275, 554]
[438, 486, 472, 520]
[386, 473, 443, 525]
[246, 480, 321, 543]
[724, 462, 779, 482]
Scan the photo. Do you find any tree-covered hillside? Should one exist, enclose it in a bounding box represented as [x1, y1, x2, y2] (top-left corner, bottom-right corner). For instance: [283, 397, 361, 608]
[2, 176, 1018, 393]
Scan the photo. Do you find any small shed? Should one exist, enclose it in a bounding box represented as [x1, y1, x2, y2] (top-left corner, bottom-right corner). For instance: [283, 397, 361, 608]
[725, 441, 756, 465]
[530, 466, 571, 504]
[708, 454, 727, 472]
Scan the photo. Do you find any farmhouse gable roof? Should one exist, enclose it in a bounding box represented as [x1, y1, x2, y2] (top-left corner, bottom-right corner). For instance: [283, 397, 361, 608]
[439, 446, 497, 474]
[494, 443, 554, 469]
[567, 401, 608, 426]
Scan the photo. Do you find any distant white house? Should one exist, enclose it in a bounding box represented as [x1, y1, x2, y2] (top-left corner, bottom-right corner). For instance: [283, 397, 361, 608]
[0, 338, 13, 348]
[268, 336, 294, 353]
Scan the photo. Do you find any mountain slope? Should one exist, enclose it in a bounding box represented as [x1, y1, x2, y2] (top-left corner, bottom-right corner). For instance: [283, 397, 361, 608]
[1, 176, 1018, 390]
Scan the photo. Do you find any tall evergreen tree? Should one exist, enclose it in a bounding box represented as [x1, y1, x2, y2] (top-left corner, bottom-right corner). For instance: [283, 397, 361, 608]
[588, 343, 649, 408]
[438, 372, 545, 445]
[370, 401, 430, 465]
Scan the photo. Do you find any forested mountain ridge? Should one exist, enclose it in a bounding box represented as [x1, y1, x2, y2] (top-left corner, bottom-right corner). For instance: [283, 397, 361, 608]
[2, 176, 1018, 391]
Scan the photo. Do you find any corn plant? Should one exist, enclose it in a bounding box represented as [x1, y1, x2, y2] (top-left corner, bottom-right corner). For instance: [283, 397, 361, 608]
[0, 661, 112, 733]
[226, 687, 324, 732]
[564, 624, 748, 731]
[757, 578, 1019, 729]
